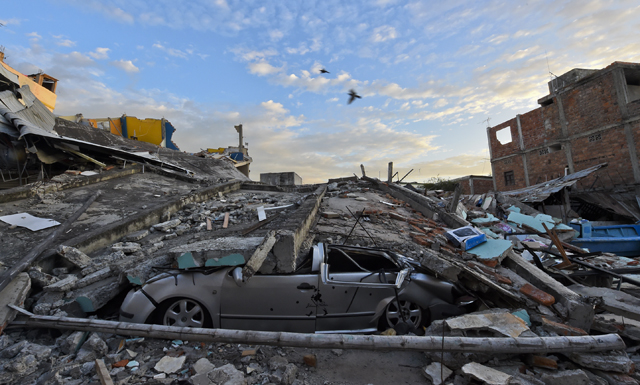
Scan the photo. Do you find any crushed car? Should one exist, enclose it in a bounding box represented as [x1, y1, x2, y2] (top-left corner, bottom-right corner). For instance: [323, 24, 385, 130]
[119, 243, 475, 333]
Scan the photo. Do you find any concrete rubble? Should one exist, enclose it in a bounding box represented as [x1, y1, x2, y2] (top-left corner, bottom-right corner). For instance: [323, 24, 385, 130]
[1, 148, 640, 383]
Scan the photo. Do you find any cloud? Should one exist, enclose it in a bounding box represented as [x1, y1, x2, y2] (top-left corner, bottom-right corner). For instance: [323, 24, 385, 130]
[56, 39, 76, 47]
[372, 25, 398, 42]
[0, 18, 21, 26]
[88, 47, 110, 60]
[110, 59, 140, 73]
[152, 43, 188, 59]
[248, 60, 281, 76]
[26, 32, 41, 39]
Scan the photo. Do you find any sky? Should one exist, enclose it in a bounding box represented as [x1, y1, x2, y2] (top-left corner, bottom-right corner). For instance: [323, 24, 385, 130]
[2, 1, 639, 184]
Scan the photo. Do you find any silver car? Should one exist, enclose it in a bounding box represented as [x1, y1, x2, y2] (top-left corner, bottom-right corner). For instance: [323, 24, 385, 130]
[119, 244, 472, 333]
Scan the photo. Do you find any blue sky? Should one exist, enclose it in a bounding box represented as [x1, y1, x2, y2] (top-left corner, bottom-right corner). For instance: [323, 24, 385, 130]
[2, 0, 639, 183]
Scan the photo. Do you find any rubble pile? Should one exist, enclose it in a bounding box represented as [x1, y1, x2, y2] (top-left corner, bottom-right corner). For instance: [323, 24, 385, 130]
[2, 174, 640, 384]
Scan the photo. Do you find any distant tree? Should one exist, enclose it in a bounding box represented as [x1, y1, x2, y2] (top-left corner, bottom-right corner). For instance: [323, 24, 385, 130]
[420, 176, 458, 191]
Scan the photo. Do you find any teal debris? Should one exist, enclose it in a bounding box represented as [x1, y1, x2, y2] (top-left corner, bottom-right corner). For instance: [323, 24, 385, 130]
[553, 223, 574, 231]
[512, 309, 531, 326]
[472, 214, 500, 225]
[506, 205, 521, 213]
[467, 239, 513, 262]
[205, 253, 245, 267]
[480, 228, 500, 239]
[534, 214, 557, 226]
[507, 212, 548, 233]
[177, 252, 198, 269]
[127, 275, 143, 285]
[75, 297, 95, 312]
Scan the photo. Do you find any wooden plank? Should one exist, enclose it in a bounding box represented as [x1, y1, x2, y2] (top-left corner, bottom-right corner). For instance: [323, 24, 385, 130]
[206, 217, 212, 231]
[242, 230, 277, 280]
[12, 314, 625, 354]
[95, 359, 114, 385]
[222, 212, 229, 229]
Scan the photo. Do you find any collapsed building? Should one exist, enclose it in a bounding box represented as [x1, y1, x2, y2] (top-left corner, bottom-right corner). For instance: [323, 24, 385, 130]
[1, 58, 640, 385]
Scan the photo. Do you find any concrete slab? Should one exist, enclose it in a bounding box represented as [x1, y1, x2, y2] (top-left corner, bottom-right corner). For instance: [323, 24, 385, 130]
[169, 237, 264, 266]
[446, 312, 530, 338]
[570, 285, 640, 322]
[462, 362, 512, 385]
[0, 272, 30, 334]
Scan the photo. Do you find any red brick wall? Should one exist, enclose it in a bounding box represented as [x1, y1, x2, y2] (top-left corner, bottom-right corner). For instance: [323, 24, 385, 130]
[472, 178, 494, 194]
[493, 155, 525, 191]
[488, 118, 519, 159]
[488, 65, 640, 192]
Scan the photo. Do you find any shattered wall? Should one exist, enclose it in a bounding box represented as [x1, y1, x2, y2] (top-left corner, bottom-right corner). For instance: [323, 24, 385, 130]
[488, 61, 640, 192]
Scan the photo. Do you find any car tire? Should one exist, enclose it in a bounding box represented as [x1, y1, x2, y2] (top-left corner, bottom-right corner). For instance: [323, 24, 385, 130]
[155, 297, 212, 328]
[379, 299, 429, 332]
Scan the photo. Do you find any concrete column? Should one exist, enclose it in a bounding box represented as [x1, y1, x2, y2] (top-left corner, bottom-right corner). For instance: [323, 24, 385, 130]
[387, 162, 393, 183]
[624, 123, 640, 183]
[555, 96, 575, 174]
[612, 69, 640, 182]
[469, 178, 475, 195]
[516, 115, 530, 186]
[486, 126, 497, 191]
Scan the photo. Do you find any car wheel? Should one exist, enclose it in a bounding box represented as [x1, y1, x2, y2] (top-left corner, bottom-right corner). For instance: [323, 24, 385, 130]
[382, 300, 427, 331]
[156, 298, 212, 328]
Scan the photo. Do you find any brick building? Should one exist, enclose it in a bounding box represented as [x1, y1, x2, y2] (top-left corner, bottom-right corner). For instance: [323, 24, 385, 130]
[487, 61, 640, 193]
[451, 175, 494, 195]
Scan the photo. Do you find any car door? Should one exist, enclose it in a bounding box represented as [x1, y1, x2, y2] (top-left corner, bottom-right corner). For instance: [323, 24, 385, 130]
[315, 246, 402, 333]
[219, 269, 317, 333]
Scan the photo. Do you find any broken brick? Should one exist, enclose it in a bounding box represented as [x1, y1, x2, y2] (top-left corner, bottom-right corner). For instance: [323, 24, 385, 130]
[113, 359, 129, 368]
[519, 283, 555, 306]
[541, 317, 587, 336]
[303, 354, 317, 367]
[526, 355, 558, 370]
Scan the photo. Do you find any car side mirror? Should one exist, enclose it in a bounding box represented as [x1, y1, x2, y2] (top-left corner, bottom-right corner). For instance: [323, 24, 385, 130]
[232, 267, 245, 287]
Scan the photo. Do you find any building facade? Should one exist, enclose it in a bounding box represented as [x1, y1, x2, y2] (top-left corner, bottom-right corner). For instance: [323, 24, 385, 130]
[451, 175, 494, 195]
[487, 61, 640, 192]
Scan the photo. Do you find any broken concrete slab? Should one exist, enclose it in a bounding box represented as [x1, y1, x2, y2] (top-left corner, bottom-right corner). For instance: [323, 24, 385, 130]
[169, 237, 264, 266]
[73, 276, 124, 313]
[0, 272, 30, 334]
[540, 369, 590, 385]
[445, 311, 531, 338]
[420, 248, 462, 282]
[75, 267, 115, 289]
[567, 350, 634, 374]
[590, 370, 639, 385]
[272, 185, 326, 273]
[193, 357, 215, 375]
[422, 362, 453, 385]
[123, 229, 149, 242]
[461, 362, 512, 385]
[43, 275, 78, 292]
[467, 239, 513, 267]
[153, 219, 181, 232]
[57, 245, 92, 268]
[569, 285, 640, 322]
[541, 317, 587, 336]
[110, 242, 142, 254]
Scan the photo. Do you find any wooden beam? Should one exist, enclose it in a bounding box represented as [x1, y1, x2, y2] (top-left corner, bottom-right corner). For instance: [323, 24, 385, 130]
[242, 230, 277, 280]
[11, 314, 625, 354]
[95, 359, 114, 385]
[222, 212, 229, 229]
[0, 190, 101, 294]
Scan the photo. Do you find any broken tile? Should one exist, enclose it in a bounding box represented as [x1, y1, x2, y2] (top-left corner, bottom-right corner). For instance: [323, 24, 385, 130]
[154, 355, 186, 374]
[462, 362, 512, 385]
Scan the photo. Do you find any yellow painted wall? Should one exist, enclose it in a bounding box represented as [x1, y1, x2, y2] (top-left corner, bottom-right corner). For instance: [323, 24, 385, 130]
[110, 119, 124, 136]
[0, 62, 57, 111]
[124, 117, 163, 145]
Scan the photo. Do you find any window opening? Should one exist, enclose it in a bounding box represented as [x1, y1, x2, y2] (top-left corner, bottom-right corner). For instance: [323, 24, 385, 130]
[504, 171, 515, 186]
[496, 127, 512, 145]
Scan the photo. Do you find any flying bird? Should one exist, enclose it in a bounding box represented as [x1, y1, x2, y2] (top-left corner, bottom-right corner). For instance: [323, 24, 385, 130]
[347, 89, 361, 104]
[319, 68, 329, 74]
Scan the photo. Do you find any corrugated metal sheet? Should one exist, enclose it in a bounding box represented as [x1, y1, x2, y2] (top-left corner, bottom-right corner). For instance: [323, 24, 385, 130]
[15, 97, 56, 131]
[0, 106, 59, 140]
[502, 163, 607, 202]
[573, 191, 640, 221]
[0, 90, 26, 113]
[0, 63, 20, 86]
[16, 85, 35, 107]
